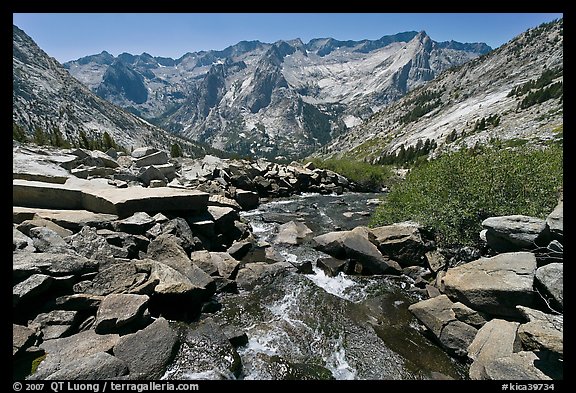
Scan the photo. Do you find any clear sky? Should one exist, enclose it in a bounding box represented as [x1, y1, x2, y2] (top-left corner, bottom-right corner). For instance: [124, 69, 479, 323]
[13, 13, 562, 63]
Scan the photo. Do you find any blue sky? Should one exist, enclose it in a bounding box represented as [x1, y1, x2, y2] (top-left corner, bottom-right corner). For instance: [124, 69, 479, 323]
[13, 13, 562, 63]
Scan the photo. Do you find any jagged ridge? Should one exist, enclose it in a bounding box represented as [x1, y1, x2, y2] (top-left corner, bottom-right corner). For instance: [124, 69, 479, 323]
[316, 19, 563, 162]
[63, 31, 491, 159]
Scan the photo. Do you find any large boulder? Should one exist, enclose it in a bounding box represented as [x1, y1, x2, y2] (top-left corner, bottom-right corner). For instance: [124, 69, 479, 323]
[546, 197, 563, 242]
[13, 179, 209, 218]
[44, 352, 128, 380]
[88, 149, 120, 168]
[517, 306, 563, 357]
[408, 295, 477, 357]
[13, 251, 98, 281]
[467, 319, 520, 380]
[116, 212, 156, 234]
[274, 221, 313, 245]
[535, 263, 563, 311]
[17, 217, 73, 238]
[134, 260, 214, 319]
[316, 257, 350, 277]
[13, 227, 35, 252]
[424, 249, 446, 273]
[341, 230, 401, 274]
[482, 215, 549, 252]
[73, 262, 148, 296]
[13, 145, 73, 183]
[190, 251, 240, 279]
[12, 207, 118, 232]
[161, 218, 196, 253]
[207, 206, 238, 232]
[28, 227, 68, 253]
[312, 229, 401, 275]
[235, 189, 259, 210]
[134, 260, 191, 296]
[31, 330, 120, 379]
[54, 294, 104, 311]
[483, 351, 552, 380]
[131, 147, 158, 159]
[451, 302, 487, 328]
[442, 252, 537, 317]
[71, 166, 116, 179]
[146, 234, 215, 294]
[13, 324, 36, 356]
[113, 317, 178, 379]
[371, 223, 428, 266]
[66, 226, 116, 268]
[30, 310, 79, 340]
[165, 318, 242, 379]
[439, 320, 478, 358]
[94, 294, 150, 334]
[312, 231, 348, 259]
[154, 163, 177, 181]
[236, 262, 294, 290]
[209, 194, 242, 210]
[133, 150, 169, 167]
[97, 229, 149, 260]
[409, 295, 456, 338]
[13, 274, 53, 306]
[137, 165, 166, 186]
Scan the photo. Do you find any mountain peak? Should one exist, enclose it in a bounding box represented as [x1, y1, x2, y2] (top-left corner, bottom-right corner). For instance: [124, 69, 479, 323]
[37, 27, 496, 160]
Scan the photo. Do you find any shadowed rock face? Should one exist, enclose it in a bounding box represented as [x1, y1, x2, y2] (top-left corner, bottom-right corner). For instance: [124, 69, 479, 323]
[535, 263, 563, 311]
[114, 317, 178, 379]
[97, 59, 148, 104]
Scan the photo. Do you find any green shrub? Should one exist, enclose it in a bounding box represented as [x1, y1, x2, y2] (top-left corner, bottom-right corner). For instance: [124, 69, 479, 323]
[370, 145, 563, 247]
[12, 123, 28, 143]
[170, 143, 183, 158]
[309, 158, 393, 191]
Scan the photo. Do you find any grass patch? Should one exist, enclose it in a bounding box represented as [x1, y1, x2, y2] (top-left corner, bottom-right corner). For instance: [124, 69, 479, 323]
[30, 353, 47, 375]
[370, 145, 563, 247]
[308, 158, 394, 191]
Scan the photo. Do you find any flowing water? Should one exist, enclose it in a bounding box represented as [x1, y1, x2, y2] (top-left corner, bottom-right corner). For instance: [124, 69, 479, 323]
[171, 193, 468, 380]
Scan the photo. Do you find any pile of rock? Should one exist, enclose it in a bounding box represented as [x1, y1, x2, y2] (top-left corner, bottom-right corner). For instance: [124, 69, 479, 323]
[311, 222, 436, 277]
[12, 204, 255, 379]
[10, 148, 209, 378]
[12, 143, 355, 380]
[405, 195, 564, 380]
[178, 155, 355, 201]
[13, 144, 355, 214]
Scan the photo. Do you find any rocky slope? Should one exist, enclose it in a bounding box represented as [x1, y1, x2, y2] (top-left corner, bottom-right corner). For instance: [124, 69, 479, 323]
[64, 32, 490, 159]
[316, 19, 563, 162]
[13, 26, 213, 157]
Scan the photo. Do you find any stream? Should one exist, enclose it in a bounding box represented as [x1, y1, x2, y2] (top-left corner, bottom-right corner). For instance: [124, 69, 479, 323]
[173, 192, 468, 380]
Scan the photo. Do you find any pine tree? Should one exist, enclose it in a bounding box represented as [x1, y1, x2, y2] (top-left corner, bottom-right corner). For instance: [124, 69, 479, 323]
[170, 143, 183, 158]
[397, 144, 406, 164]
[13, 123, 28, 143]
[102, 131, 115, 150]
[33, 126, 47, 145]
[79, 130, 90, 149]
